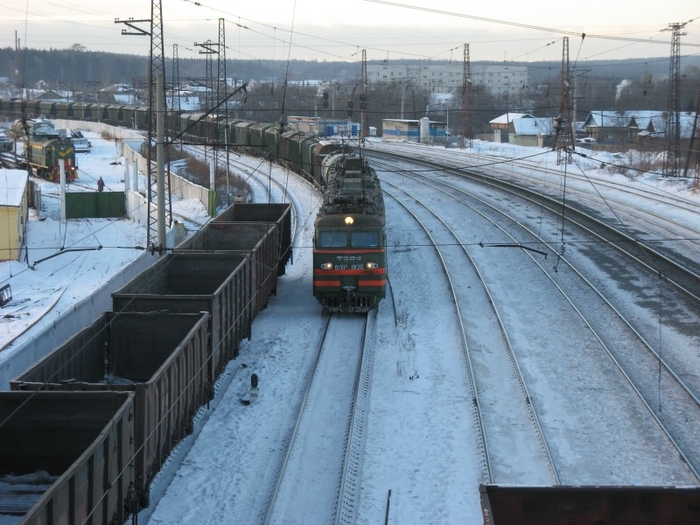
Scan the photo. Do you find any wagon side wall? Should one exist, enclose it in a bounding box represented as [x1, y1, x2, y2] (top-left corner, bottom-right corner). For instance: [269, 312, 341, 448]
[10, 312, 210, 510]
[0, 391, 135, 525]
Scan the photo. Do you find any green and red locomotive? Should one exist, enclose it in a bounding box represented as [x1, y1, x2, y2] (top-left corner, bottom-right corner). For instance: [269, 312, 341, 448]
[313, 150, 386, 312]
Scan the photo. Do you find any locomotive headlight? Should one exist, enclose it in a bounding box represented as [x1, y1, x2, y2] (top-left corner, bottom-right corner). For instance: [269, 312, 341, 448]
[366, 262, 379, 270]
[321, 262, 334, 270]
[344, 216, 354, 225]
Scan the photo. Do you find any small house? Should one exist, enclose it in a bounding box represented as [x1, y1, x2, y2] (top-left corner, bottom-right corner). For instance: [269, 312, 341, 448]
[0, 169, 29, 261]
[489, 113, 534, 142]
[509, 116, 554, 147]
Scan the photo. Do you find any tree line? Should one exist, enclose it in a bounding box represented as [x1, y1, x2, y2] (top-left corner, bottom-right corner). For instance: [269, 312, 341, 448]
[1, 47, 698, 135]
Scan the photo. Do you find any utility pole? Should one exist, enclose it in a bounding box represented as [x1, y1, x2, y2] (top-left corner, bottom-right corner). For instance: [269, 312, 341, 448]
[663, 21, 687, 177]
[116, 0, 171, 254]
[194, 37, 218, 174]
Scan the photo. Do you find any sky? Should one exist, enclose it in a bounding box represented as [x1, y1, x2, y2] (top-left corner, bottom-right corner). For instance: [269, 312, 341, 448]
[1, 0, 699, 64]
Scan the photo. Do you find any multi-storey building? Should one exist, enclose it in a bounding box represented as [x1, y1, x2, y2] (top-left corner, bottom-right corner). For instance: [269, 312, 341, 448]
[367, 62, 528, 96]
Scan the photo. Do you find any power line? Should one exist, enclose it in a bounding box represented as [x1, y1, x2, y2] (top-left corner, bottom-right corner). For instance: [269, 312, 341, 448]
[363, 1, 700, 48]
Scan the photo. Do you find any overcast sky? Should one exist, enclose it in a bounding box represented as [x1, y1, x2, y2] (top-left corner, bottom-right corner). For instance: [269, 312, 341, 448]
[2, 0, 699, 64]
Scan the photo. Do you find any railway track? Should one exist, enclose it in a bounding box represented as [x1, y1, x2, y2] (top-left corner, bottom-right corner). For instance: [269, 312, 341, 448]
[369, 149, 700, 302]
[367, 144, 700, 281]
[182, 144, 317, 257]
[376, 154, 700, 483]
[382, 179, 560, 485]
[372, 141, 700, 221]
[264, 311, 376, 524]
[232, 154, 322, 249]
[140, 143, 700, 524]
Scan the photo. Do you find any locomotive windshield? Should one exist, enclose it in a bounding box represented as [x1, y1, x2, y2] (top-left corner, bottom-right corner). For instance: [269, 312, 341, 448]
[319, 231, 348, 248]
[351, 231, 379, 247]
[318, 230, 380, 248]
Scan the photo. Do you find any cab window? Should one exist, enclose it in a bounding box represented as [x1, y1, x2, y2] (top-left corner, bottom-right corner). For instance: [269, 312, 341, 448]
[319, 231, 347, 248]
[350, 231, 379, 247]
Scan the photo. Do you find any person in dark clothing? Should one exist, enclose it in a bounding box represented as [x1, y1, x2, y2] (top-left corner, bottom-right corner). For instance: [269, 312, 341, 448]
[97, 177, 104, 192]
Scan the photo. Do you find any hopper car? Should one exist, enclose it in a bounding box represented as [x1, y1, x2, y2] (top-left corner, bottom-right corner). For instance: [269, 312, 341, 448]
[480, 484, 700, 524]
[4, 200, 292, 522]
[0, 391, 135, 525]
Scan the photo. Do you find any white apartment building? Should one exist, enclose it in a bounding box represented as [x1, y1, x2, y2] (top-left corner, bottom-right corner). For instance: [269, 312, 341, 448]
[367, 63, 528, 96]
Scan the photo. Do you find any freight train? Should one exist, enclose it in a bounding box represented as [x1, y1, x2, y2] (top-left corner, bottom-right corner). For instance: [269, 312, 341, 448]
[1, 98, 697, 525]
[313, 150, 386, 312]
[3, 203, 292, 524]
[0, 97, 387, 311]
[0, 96, 382, 524]
[0, 98, 338, 187]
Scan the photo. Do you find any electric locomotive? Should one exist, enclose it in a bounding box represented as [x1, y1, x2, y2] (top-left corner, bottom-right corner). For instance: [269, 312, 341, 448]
[313, 150, 386, 312]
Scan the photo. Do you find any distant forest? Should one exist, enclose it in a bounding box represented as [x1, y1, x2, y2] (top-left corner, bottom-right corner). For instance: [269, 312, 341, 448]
[1, 47, 699, 134]
[2, 46, 699, 93]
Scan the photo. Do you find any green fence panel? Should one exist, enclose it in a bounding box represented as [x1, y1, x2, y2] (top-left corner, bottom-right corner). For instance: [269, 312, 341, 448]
[98, 192, 126, 218]
[66, 192, 126, 219]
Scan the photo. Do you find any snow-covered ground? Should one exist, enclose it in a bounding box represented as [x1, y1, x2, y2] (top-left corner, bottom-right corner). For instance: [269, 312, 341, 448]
[143, 141, 700, 524]
[2, 134, 699, 524]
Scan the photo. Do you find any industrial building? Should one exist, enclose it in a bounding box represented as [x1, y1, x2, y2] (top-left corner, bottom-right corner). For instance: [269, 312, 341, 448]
[367, 63, 528, 96]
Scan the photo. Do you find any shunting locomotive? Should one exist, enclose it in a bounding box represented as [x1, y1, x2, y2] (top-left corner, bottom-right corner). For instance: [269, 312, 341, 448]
[313, 149, 386, 312]
[12, 118, 78, 182]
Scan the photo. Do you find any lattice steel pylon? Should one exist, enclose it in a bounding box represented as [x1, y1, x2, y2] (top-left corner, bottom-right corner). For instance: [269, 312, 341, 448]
[116, 1, 171, 254]
[217, 19, 227, 120]
[172, 43, 181, 115]
[663, 22, 687, 177]
[194, 39, 218, 136]
[555, 37, 574, 165]
[461, 43, 474, 149]
[217, 18, 231, 205]
[360, 49, 368, 138]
